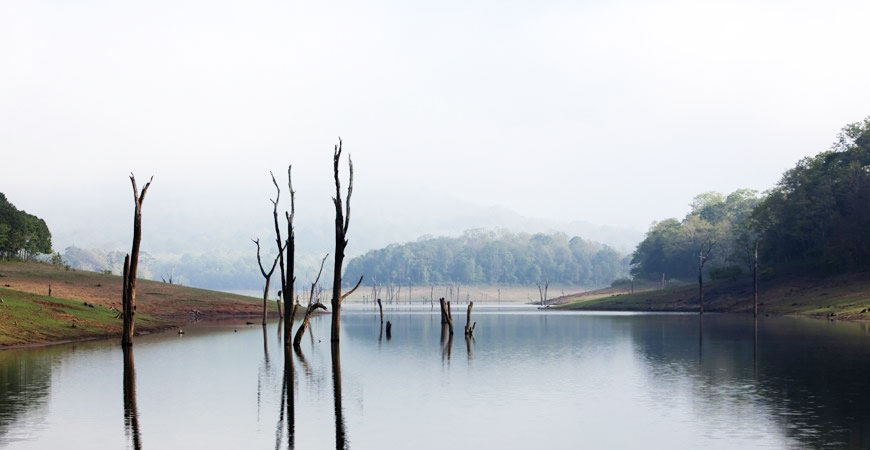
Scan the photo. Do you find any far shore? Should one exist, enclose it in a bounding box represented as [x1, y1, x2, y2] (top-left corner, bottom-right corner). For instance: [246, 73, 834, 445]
[552, 272, 870, 321]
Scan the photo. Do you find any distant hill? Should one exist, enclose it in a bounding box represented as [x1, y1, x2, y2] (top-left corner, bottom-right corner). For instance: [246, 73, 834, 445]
[344, 229, 629, 287]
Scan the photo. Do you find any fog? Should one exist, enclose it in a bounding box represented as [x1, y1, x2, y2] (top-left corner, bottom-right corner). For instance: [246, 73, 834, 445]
[3, 0, 869, 286]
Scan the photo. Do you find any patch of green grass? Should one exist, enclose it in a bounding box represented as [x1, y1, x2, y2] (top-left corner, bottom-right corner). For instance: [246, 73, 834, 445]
[0, 287, 167, 347]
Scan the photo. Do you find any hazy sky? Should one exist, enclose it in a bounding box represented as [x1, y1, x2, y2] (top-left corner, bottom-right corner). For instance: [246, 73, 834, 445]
[3, 0, 870, 254]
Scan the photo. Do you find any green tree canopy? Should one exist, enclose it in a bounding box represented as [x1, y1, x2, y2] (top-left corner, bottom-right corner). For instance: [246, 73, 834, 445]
[753, 117, 870, 272]
[344, 229, 628, 286]
[0, 193, 52, 259]
[631, 116, 870, 280]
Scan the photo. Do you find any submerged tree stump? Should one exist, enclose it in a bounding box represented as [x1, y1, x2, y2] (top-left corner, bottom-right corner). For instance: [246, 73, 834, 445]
[439, 298, 454, 335]
[377, 298, 383, 324]
[464, 301, 476, 337]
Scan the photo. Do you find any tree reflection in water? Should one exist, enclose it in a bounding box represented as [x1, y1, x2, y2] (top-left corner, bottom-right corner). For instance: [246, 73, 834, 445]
[275, 346, 295, 450]
[331, 342, 348, 450]
[122, 346, 142, 450]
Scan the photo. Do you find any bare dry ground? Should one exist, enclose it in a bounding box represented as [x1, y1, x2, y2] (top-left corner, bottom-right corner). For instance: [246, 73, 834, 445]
[0, 261, 278, 347]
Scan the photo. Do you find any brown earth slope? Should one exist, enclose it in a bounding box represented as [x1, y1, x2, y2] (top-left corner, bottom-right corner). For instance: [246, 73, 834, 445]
[0, 261, 282, 347]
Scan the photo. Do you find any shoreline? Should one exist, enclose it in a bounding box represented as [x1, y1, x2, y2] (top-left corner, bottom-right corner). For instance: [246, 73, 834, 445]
[0, 311, 302, 351]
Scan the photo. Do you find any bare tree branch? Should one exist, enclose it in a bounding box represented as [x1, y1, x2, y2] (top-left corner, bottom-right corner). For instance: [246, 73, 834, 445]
[340, 275, 364, 302]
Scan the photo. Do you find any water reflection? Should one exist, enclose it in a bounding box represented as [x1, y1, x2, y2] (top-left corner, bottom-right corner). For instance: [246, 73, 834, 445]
[0, 310, 868, 449]
[628, 314, 870, 448]
[275, 347, 295, 449]
[440, 324, 453, 363]
[0, 347, 54, 445]
[465, 335, 474, 360]
[258, 325, 271, 423]
[122, 346, 141, 450]
[331, 342, 348, 450]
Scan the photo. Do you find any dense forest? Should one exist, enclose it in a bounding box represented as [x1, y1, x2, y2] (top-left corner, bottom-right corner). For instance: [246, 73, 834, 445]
[0, 193, 52, 259]
[631, 117, 870, 281]
[343, 229, 628, 286]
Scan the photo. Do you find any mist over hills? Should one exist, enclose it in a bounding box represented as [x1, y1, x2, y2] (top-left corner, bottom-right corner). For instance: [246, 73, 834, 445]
[56, 185, 643, 291]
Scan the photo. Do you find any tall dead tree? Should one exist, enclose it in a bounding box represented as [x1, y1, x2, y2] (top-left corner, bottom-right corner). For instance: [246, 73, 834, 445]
[293, 254, 329, 348]
[253, 238, 282, 326]
[270, 167, 296, 345]
[753, 240, 759, 318]
[121, 174, 152, 347]
[330, 139, 362, 343]
[536, 279, 549, 307]
[698, 241, 714, 314]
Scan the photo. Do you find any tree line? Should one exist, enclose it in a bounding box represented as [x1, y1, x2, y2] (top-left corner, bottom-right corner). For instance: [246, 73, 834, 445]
[0, 192, 52, 260]
[343, 229, 629, 286]
[631, 117, 870, 282]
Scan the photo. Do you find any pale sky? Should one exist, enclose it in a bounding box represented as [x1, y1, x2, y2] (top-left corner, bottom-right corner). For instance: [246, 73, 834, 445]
[3, 0, 870, 257]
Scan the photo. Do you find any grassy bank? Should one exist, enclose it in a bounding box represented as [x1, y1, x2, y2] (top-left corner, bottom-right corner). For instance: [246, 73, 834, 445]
[0, 261, 279, 347]
[554, 272, 870, 320]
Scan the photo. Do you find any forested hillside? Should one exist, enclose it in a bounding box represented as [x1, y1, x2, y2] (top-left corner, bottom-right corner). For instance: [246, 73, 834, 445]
[631, 117, 870, 281]
[344, 229, 629, 286]
[0, 193, 52, 259]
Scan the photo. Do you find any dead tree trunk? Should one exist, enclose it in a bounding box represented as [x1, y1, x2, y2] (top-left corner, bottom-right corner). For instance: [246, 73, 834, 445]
[331, 139, 355, 343]
[446, 301, 454, 335]
[439, 297, 448, 324]
[377, 298, 383, 324]
[536, 280, 549, 307]
[464, 301, 476, 337]
[253, 238, 282, 326]
[698, 253, 704, 314]
[697, 243, 713, 315]
[270, 167, 296, 345]
[293, 254, 328, 348]
[122, 174, 152, 347]
[753, 240, 759, 318]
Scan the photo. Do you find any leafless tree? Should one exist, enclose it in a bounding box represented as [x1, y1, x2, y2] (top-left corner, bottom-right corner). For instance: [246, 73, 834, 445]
[536, 279, 550, 307]
[253, 238, 283, 326]
[293, 254, 329, 348]
[122, 174, 152, 346]
[270, 167, 296, 345]
[698, 241, 715, 314]
[753, 239, 760, 318]
[330, 139, 362, 342]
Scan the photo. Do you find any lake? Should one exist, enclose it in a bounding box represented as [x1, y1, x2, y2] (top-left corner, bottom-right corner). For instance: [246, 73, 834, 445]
[1, 306, 869, 449]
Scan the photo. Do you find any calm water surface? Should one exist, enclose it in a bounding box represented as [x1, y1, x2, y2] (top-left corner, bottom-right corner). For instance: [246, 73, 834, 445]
[1, 306, 869, 449]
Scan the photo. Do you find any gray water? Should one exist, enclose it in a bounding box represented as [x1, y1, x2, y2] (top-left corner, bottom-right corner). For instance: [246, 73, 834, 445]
[1, 306, 869, 449]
